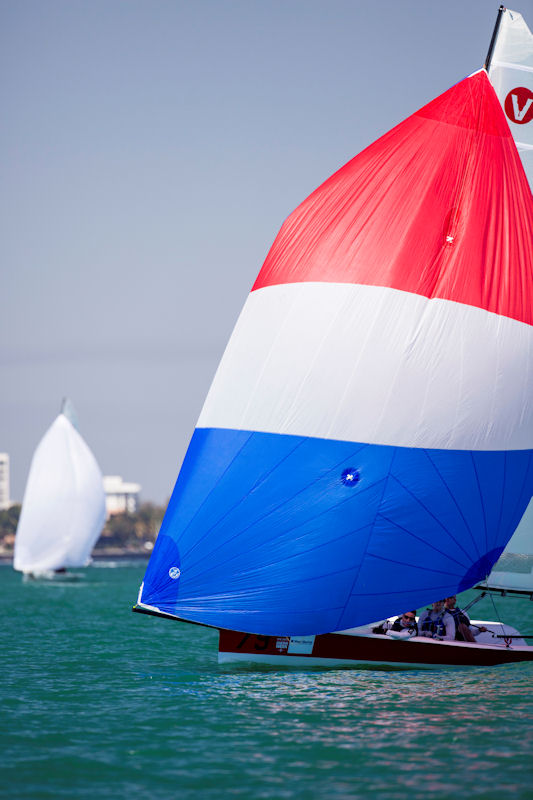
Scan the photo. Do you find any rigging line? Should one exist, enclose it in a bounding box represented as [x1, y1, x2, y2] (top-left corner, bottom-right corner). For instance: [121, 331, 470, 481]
[486, 585, 508, 644]
[424, 450, 483, 562]
[183, 442, 381, 576]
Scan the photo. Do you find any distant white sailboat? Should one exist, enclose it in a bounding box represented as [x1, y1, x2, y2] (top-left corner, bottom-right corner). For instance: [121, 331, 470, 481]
[14, 399, 106, 580]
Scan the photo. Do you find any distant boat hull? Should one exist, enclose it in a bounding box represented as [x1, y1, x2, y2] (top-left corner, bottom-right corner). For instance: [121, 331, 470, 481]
[218, 626, 533, 669]
[22, 569, 83, 583]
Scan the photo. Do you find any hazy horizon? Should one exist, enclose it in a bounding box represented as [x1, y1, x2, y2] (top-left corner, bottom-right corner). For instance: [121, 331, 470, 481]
[2, 0, 530, 505]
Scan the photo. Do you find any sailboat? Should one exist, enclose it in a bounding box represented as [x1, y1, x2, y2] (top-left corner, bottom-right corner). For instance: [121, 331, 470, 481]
[14, 399, 107, 580]
[134, 7, 533, 668]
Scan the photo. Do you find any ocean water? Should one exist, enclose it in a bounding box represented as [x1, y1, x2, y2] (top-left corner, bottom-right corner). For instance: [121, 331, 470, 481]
[2, 561, 533, 800]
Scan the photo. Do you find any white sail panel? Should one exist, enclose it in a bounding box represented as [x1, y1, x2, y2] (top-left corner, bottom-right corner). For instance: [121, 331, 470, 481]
[489, 8, 533, 187]
[198, 283, 533, 451]
[14, 413, 106, 574]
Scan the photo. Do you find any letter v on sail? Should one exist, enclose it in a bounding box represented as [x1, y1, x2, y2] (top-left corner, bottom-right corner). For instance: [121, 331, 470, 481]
[511, 92, 532, 121]
[488, 6, 533, 186]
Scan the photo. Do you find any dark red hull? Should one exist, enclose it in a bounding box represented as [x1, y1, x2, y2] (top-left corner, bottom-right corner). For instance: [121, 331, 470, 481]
[218, 629, 533, 669]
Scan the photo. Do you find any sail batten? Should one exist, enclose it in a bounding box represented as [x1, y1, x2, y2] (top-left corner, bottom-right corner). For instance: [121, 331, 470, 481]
[488, 7, 533, 188]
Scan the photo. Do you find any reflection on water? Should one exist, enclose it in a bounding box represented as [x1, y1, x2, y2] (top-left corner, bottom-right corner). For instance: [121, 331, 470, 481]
[2, 564, 533, 800]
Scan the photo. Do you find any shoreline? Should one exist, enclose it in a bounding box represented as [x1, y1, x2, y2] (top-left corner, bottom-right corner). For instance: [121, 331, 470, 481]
[0, 550, 150, 566]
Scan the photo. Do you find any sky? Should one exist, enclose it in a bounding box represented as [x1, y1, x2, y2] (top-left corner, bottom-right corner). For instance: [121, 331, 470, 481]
[2, 0, 532, 506]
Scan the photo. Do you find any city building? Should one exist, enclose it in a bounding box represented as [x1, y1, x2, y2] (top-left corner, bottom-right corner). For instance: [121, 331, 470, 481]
[0, 453, 11, 510]
[103, 475, 141, 516]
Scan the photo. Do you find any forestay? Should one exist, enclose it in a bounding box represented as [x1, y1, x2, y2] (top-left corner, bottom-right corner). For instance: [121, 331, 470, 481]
[138, 70, 533, 636]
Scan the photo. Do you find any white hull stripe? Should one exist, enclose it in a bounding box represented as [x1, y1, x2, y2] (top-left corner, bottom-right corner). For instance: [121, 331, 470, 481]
[198, 283, 533, 451]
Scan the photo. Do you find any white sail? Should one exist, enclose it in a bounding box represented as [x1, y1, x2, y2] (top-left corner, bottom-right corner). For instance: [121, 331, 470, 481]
[485, 498, 533, 593]
[488, 7, 533, 188]
[483, 9, 533, 594]
[14, 409, 106, 574]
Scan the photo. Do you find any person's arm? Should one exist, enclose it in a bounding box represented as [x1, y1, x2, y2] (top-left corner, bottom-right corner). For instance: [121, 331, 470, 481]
[471, 623, 488, 635]
[440, 612, 456, 641]
[372, 620, 391, 634]
[386, 627, 412, 639]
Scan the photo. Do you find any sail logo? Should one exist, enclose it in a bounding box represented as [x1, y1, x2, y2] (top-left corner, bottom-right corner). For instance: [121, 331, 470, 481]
[504, 87, 533, 125]
[168, 566, 181, 579]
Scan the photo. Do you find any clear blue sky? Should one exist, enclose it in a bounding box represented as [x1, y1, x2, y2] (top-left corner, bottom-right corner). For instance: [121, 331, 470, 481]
[2, 0, 531, 505]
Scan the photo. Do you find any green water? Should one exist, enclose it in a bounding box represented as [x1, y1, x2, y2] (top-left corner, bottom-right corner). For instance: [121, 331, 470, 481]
[2, 561, 533, 800]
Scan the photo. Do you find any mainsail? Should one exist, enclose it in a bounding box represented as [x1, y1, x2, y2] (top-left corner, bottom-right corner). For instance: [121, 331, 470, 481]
[482, 6, 533, 597]
[487, 6, 533, 188]
[138, 68, 533, 636]
[14, 401, 106, 574]
[484, 498, 533, 594]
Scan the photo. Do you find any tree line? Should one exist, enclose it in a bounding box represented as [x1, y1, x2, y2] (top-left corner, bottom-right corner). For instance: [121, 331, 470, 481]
[0, 502, 166, 554]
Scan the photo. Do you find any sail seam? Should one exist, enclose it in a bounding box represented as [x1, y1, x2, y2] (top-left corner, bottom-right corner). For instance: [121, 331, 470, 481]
[423, 451, 483, 563]
[363, 549, 466, 579]
[178, 431, 256, 561]
[374, 509, 470, 571]
[332, 448, 398, 630]
[184, 440, 372, 575]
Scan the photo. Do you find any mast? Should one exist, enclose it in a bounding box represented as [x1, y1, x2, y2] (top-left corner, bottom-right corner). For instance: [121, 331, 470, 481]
[484, 5, 506, 70]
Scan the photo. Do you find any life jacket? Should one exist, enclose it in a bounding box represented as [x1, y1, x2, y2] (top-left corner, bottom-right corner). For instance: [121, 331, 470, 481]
[446, 607, 469, 640]
[390, 616, 418, 635]
[420, 610, 447, 637]
[372, 616, 418, 636]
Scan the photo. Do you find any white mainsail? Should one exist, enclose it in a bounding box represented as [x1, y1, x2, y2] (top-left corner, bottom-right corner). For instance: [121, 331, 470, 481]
[488, 7, 533, 188]
[485, 499, 533, 593]
[484, 8, 533, 594]
[14, 404, 106, 575]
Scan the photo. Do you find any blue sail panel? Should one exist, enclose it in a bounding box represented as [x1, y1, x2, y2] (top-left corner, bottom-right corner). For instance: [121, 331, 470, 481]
[139, 428, 533, 634]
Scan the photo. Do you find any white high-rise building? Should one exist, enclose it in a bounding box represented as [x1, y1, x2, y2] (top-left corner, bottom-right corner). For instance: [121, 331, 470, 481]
[0, 453, 11, 510]
[103, 475, 141, 516]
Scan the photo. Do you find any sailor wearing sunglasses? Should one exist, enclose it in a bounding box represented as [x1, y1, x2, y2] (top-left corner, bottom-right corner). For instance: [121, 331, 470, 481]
[372, 611, 418, 639]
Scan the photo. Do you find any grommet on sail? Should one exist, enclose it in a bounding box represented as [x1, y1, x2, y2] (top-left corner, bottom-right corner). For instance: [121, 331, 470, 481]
[136, 19, 533, 638]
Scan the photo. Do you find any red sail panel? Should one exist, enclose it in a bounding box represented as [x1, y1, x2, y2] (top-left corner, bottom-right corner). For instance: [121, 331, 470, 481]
[253, 71, 533, 327]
